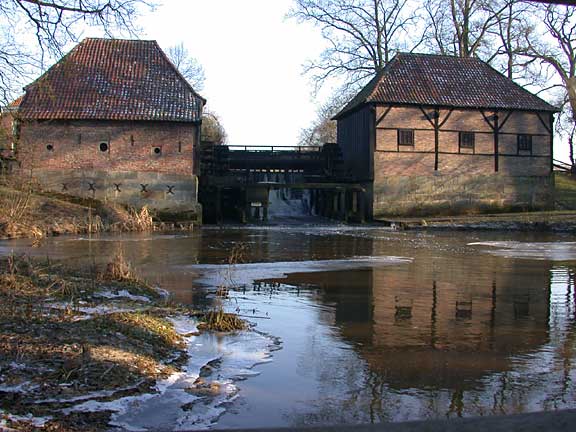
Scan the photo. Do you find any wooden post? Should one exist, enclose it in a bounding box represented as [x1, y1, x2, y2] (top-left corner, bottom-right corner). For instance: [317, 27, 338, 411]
[241, 189, 247, 224]
[333, 192, 339, 217]
[338, 191, 346, 220]
[494, 113, 499, 172]
[216, 187, 222, 224]
[434, 109, 439, 171]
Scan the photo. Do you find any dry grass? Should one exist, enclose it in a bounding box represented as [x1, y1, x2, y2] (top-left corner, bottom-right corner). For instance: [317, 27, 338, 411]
[101, 249, 137, 282]
[0, 185, 160, 240]
[122, 205, 154, 231]
[198, 309, 247, 332]
[198, 244, 249, 332]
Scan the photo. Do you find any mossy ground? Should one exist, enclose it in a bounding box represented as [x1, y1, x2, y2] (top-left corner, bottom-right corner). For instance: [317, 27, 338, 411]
[555, 172, 576, 210]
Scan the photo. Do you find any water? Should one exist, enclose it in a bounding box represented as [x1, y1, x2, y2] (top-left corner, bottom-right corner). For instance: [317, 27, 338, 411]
[1, 226, 575, 428]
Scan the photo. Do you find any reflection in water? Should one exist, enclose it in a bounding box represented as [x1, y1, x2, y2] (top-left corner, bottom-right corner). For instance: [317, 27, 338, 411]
[265, 265, 575, 425]
[0, 229, 575, 428]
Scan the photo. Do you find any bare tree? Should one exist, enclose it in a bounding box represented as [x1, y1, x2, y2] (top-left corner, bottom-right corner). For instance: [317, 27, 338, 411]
[423, 0, 513, 59]
[520, 3, 576, 168]
[201, 111, 227, 145]
[166, 43, 206, 91]
[288, 0, 421, 92]
[300, 87, 356, 146]
[0, 0, 153, 104]
[488, 0, 533, 78]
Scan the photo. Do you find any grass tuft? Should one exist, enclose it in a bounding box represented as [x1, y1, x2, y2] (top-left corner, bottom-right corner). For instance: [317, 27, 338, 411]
[198, 309, 247, 332]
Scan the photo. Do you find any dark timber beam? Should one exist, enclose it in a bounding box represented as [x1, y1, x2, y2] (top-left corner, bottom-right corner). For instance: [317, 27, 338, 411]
[418, 106, 440, 171]
[536, 112, 552, 133]
[375, 106, 392, 127]
[481, 110, 502, 172]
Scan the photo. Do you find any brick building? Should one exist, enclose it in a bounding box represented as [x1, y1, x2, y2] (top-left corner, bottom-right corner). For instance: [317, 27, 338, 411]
[10, 38, 205, 215]
[334, 53, 559, 218]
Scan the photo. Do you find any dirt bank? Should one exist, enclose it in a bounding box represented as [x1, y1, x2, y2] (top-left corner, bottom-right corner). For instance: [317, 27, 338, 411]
[377, 211, 576, 233]
[0, 254, 244, 431]
[0, 186, 193, 240]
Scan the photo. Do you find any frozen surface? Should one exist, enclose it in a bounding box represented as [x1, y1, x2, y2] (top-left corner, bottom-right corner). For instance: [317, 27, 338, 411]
[94, 289, 151, 303]
[0, 411, 52, 428]
[0, 381, 39, 394]
[63, 316, 278, 431]
[186, 256, 412, 288]
[469, 241, 576, 261]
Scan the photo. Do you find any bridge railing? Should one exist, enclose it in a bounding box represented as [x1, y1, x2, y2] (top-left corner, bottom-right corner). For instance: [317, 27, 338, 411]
[554, 159, 574, 172]
[227, 145, 322, 153]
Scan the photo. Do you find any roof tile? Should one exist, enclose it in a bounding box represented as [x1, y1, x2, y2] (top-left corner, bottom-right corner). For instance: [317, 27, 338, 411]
[18, 38, 204, 122]
[335, 53, 558, 119]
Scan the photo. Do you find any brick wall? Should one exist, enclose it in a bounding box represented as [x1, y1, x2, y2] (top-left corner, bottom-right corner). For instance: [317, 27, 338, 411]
[371, 106, 554, 216]
[15, 119, 200, 214]
[18, 119, 197, 175]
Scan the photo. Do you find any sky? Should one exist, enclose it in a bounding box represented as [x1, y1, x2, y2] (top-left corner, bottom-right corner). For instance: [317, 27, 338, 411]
[138, 0, 329, 148]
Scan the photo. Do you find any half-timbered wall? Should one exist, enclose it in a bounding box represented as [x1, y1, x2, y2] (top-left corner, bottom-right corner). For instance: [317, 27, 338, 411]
[371, 105, 553, 216]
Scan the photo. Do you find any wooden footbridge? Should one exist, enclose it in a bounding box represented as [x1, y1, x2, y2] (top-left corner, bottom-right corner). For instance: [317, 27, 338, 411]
[198, 143, 367, 223]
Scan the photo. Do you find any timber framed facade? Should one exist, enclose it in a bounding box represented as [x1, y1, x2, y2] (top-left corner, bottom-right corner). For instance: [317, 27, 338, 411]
[334, 53, 559, 218]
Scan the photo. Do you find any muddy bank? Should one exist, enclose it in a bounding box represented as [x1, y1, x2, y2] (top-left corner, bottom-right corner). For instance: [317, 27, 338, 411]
[0, 186, 194, 241]
[0, 255, 273, 431]
[378, 211, 576, 233]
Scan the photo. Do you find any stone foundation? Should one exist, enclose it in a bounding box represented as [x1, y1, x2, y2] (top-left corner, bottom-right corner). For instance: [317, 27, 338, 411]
[373, 174, 554, 217]
[30, 169, 200, 216]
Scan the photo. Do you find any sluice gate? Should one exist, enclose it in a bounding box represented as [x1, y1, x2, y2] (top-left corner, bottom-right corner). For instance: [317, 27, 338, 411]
[198, 144, 368, 224]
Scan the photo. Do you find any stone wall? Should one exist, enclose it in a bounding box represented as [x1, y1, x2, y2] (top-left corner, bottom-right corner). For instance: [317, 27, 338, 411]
[16, 119, 200, 214]
[372, 106, 554, 216]
[30, 169, 199, 214]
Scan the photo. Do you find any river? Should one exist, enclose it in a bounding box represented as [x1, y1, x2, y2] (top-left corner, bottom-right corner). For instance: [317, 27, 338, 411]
[1, 225, 575, 429]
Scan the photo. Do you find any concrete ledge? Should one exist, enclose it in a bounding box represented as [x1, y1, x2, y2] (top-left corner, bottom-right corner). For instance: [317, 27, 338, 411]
[210, 410, 576, 432]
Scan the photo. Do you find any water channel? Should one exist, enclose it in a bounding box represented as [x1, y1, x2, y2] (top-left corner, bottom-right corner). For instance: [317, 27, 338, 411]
[1, 224, 575, 429]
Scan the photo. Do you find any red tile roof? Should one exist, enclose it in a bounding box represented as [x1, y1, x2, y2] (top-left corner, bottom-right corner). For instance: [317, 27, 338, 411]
[334, 53, 558, 119]
[18, 38, 205, 122]
[9, 95, 23, 108]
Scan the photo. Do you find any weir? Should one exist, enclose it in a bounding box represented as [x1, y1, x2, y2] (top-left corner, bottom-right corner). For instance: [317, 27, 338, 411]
[198, 143, 367, 224]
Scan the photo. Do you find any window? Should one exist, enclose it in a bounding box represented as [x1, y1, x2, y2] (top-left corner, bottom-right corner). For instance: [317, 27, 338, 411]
[517, 134, 532, 153]
[459, 132, 475, 150]
[398, 129, 414, 146]
[99, 142, 109, 152]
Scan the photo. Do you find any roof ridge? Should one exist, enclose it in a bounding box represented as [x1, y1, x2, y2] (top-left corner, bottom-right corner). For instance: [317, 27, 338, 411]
[395, 51, 483, 60]
[82, 37, 157, 42]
